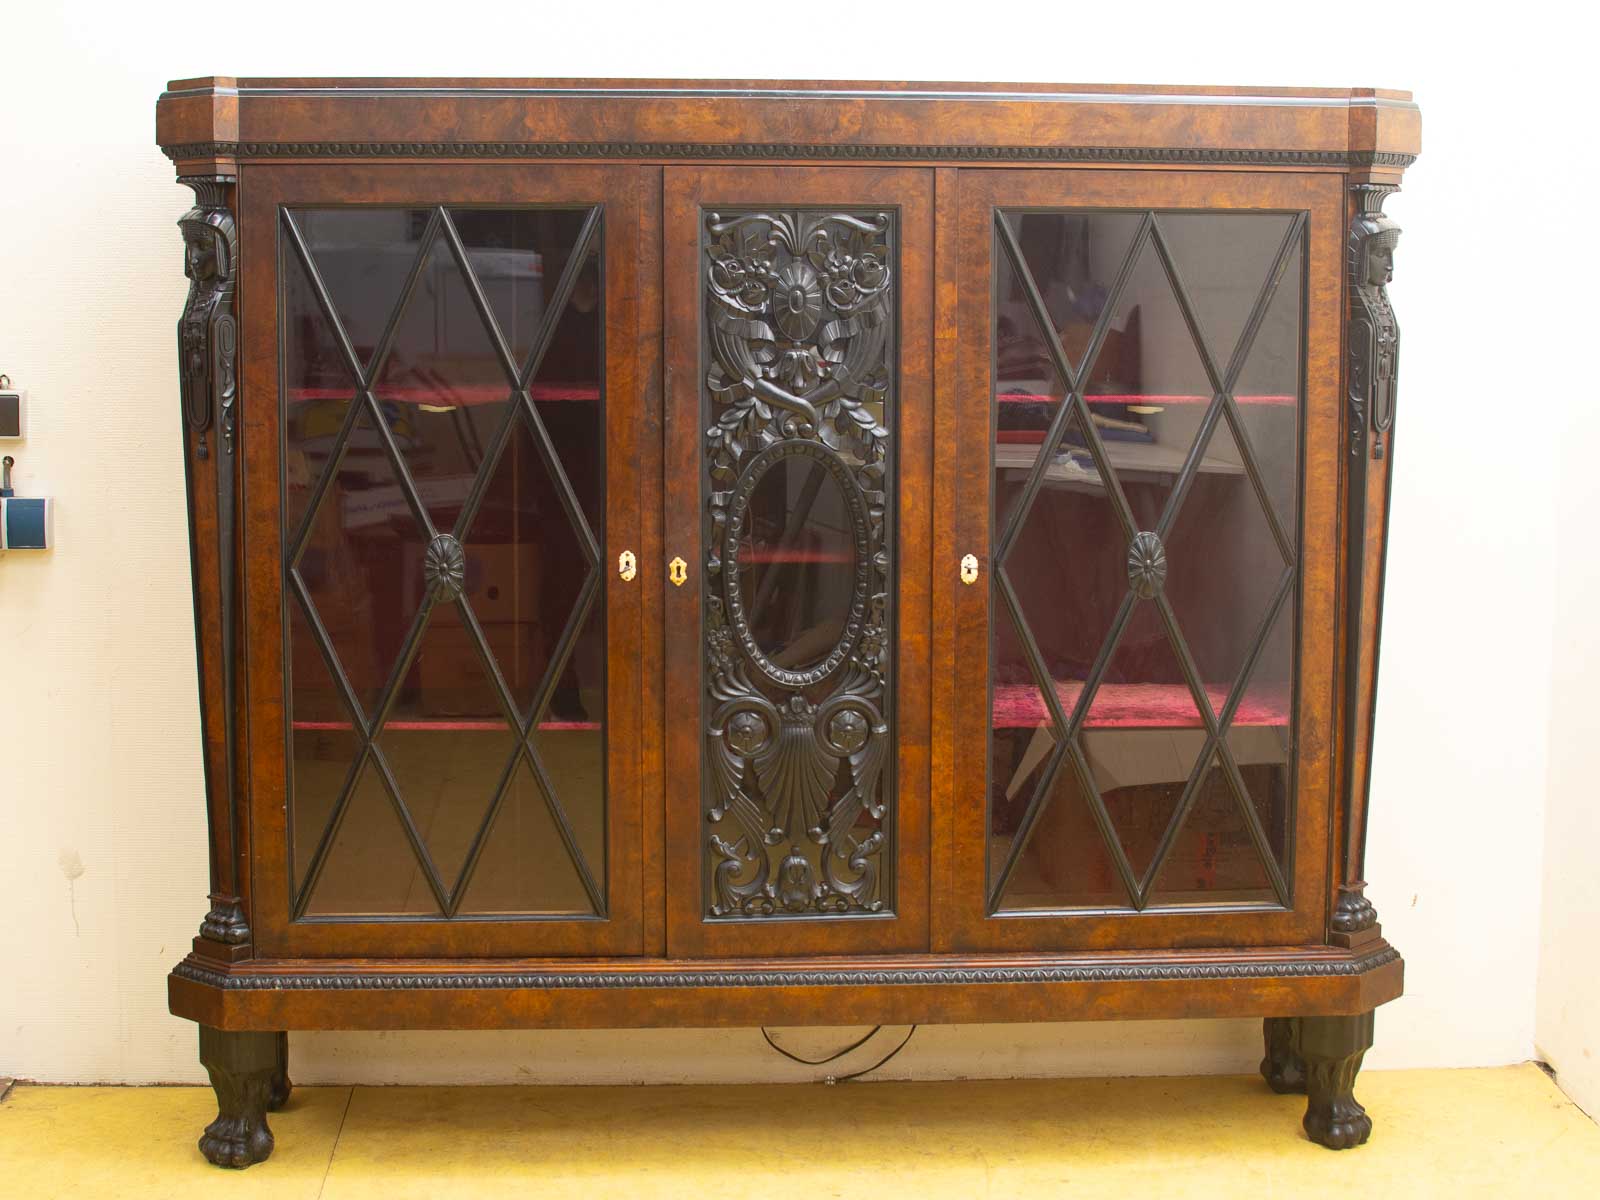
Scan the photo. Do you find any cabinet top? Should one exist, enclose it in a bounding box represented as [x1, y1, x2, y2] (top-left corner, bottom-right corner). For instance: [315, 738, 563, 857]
[156, 78, 1419, 180]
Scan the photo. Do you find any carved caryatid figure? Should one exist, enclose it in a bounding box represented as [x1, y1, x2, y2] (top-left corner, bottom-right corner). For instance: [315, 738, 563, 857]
[177, 178, 249, 950]
[1333, 186, 1402, 943]
[1348, 190, 1400, 460]
[179, 190, 239, 459]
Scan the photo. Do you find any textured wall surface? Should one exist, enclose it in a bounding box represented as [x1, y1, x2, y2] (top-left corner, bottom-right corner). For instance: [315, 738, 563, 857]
[0, 2, 1590, 1094]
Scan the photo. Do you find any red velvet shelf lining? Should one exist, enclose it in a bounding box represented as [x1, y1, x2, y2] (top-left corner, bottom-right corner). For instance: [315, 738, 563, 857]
[289, 384, 600, 404]
[293, 719, 600, 733]
[997, 392, 1294, 407]
[992, 681, 1290, 729]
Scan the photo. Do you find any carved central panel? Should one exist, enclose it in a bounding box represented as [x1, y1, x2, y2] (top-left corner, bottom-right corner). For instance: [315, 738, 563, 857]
[700, 208, 896, 919]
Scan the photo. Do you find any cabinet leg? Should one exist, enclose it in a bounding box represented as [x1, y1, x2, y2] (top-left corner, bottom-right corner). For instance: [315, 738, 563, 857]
[197, 1027, 279, 1168]
[1259, 1017, 1306, 1093]
[1298, 1011, 1375, 1150]
[269, 1031, 292, 1112]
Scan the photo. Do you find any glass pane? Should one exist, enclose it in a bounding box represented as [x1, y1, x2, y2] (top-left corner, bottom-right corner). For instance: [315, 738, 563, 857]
[1234, 243, 1303, 536]
[295, 208, 431, 374]
[373, 238, 515, 533]
[464, 415, 597, 722]
[1158, 212, 1295, 370]
[1081, 600, 1206, 883]
[294, 405, 425, 721]
[1086, 231, 1214, 530]
[378, 599, 518, 894]
[530, 244, 605, 534]
[457, 759, 596, 915]
[1083, 725, 1203, 884]
[304, 763, 440, 917]
[998, 403, 1118, 724]
[700, 206, 897, 920]
[534, 598, 606, 882]
[986, 207, 1303, 916]
[1005, 210, 1142, 380]
[381, 724, 514, 897]
[1150, 754, 1275, 905]
[288, 599, 358, 897]
[284, 204, 608, 924]
[735, 455, 859, 671]
[1164, 415, 1287, 696]
[1230, 602, 1294, 880]
[282, 243, 356, 538]
[450, 207, 593, 373]
[995, 742, 1130, 911]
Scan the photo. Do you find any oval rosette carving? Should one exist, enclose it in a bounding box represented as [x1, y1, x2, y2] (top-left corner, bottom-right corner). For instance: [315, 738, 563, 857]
[722, 439, 873, 690]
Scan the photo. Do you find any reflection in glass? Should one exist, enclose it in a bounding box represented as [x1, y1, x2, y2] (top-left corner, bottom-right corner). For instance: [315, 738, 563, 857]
[988, 208, 1302, 912]
[737, 458, 859, 671]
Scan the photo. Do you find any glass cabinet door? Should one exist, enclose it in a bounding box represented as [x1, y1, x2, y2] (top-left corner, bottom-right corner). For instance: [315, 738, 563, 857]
[662, 167, 933, 957]
[243, 166, 649, 957]
[941, 170, 1345, 952]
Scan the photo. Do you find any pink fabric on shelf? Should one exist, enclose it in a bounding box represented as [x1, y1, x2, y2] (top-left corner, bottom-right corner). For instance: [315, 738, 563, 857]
[991, 681, 1290, 729]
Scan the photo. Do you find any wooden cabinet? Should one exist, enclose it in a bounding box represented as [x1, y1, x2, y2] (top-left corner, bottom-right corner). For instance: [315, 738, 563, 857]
[157, 78, 1418, 1166]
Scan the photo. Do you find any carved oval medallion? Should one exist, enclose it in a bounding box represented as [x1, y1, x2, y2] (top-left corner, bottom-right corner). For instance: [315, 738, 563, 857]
[724, 439, 871, 689]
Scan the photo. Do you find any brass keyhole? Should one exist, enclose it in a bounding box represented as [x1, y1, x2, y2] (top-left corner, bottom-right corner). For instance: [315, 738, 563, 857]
[960, 553, 979, 585]
[618, 550, 637, 582]
[669, 556, 688, 587]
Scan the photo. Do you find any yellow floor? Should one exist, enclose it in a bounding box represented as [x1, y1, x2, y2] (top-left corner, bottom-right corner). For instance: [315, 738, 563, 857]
[1, 1065, 1595, 1198]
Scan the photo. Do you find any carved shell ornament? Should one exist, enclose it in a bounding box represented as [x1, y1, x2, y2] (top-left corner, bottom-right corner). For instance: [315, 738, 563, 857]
[1127, 531, 1168, 599]
[423, 534, 467, 602]
[701, 209, 896, 919]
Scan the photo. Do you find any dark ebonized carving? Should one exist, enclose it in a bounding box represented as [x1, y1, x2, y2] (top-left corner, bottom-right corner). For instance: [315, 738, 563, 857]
[1332, 884, 1380, 935]
[1335, 183, 1402, 943]
[174, 946, 1402, 992]
[178, 175, 250, 948]
[197, 1027, 279, 1168]
[269, 1031, 293, 1112]
[423, 533, 468, 603]
[1298, 1011, 1375, 1149]
[1259, 1016, 1307, 1094]
[1348, 185, 1400, 462]
[701, 209, 895, 919]
[180, 177, 238, 460]
[1126, 531, 1168, 599]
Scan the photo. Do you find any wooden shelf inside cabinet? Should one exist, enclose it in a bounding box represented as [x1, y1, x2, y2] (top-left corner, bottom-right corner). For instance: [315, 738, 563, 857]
[992, 681, 1291, 730]
[997, 391, 1297, 408]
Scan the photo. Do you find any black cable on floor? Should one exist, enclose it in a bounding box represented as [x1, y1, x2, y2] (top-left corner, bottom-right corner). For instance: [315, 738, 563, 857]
[762, 1025, 882, 1065]
[760, 1025, 919, 1083]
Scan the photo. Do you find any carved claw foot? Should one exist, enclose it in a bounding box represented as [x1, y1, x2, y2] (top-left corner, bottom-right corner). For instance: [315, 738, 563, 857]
[1260, 1017, 1306, 1094]
[198, 1027, 281, 1168]
[1303, 1075, 1371, 1149]
[1298, 1011, 1375, 1150]
[199, 1108, 275, 1168]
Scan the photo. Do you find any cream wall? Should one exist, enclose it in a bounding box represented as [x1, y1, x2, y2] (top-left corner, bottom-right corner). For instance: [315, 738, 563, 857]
[2, 2, 1593, 1095]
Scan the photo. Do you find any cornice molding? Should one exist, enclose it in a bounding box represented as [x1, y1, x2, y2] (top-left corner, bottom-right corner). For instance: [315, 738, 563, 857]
[161, 141, 1417, 169]
[173, 946, 1401, 992]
